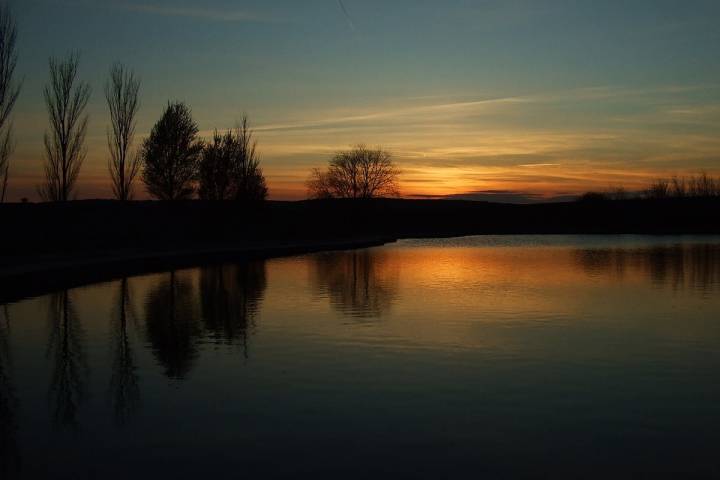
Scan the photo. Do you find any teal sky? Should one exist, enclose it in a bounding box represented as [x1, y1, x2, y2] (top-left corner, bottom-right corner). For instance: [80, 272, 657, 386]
[7, 0, 720, 200]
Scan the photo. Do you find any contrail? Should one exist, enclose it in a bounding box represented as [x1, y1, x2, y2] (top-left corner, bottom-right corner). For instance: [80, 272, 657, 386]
[337, 0, 355, 31]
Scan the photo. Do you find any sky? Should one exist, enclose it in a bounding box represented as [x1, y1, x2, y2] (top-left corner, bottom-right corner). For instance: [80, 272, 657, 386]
[5, 0, 720, 201]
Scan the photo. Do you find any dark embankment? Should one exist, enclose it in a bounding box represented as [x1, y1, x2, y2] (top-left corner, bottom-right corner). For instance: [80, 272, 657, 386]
[1, 197, 719, 301]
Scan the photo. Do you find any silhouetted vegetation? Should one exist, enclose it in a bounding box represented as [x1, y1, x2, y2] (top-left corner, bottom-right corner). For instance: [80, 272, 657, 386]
[46, 290, 87, 431]
[645, 178, 671, 199]
[105, 64, 141, 201]
[577, 174, 720, 202]
[141, 102, 203, 200]
[198, 117, 267, 202]
[307, 145, 400, 199]
[577, 191, 611, 203]
[646, 173, 720, 199]
[0, 5, 20, 204]
[38, 54, 91, 202]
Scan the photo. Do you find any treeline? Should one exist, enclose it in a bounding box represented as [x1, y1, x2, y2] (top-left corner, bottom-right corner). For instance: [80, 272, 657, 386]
[39, 55, 267, 203]
[645, 173, 720, 199]
[580, 173, 720, 202]
[0, 6, 267, 204]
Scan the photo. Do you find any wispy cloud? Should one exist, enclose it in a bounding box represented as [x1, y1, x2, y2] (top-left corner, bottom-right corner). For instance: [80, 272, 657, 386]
[337, 0, 355, 31]
[254, 95, 528, 132]
[518, 163, 561, 168]
[253, 84, 717, 134]
[62, 1, 273, 23]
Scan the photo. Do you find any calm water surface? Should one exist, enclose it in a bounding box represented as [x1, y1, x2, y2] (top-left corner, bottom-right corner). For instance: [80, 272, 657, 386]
[2, 235, 720, 478]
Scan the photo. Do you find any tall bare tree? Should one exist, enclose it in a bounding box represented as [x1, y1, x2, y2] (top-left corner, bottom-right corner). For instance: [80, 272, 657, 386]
[0, 5, 20, 203]
[38, 54, 91, 202]
[233, 116, 267, 202]
[105, 64, 141, 201]
[307, 145, 400, 199]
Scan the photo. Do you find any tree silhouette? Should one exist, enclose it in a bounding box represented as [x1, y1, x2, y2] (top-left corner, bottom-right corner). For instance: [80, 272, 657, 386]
[38, 54, 91, 202]
[0, 5, 20, 204]
[307, 145, 400, 199]
[105, 64, 141, 201]
[198, 130, 235, 201]
[232, 116, 268, 202]
[644, 174, 720, 199]
[198, 117, 267, 202]
[141, 102, 203, 200]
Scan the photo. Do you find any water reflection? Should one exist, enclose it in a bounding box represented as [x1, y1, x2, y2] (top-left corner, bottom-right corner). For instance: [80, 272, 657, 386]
[109, 278, 140, 426]
[199, 262, 266, 356]
[145, 271, 200, 380]
[575, 244, 720, 292]
[1, 238, 720, 477]
[46, 290, 88, 432]
[310, 250, 399, 319]
[0, 305, 20, 476]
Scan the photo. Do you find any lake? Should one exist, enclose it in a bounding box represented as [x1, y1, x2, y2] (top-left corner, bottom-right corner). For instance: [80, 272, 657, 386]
[2, 235, 720, 478]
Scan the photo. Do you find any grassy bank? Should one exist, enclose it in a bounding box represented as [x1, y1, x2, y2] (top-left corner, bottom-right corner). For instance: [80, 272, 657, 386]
[1, 197, 719, 301]
[2, 197, 720, 254]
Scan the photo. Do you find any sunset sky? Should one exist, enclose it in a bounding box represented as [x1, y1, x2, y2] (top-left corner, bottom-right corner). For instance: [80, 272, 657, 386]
[7, 0, 720, 202]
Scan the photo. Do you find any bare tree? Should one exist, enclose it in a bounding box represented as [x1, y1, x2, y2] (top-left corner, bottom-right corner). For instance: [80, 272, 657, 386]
[645, 178, 671, 200]
[307, 145, 400, 199]
[688, 172, 718, 197]
[141, 102, 202, 200]
[645, 173, 720, 199]
[105, 64, 141, 201]
[0, 5, 20, 203]
[671, 176, 687, 198]
[198, 129, 235, 201]
[233, 116, 267, 202]
[198, 116, 267, 202]
[38, 54, 91, 202]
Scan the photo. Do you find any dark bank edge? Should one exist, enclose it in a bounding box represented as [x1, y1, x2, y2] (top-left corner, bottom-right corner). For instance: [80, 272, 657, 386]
[0, 237, 395, 304]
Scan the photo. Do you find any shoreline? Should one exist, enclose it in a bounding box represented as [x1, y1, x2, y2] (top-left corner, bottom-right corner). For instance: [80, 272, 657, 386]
[3, 196, 720, 302]
[0, 236, 395, 304]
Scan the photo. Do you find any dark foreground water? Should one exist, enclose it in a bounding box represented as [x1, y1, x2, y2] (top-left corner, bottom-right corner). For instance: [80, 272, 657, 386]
[2, 235, 720, 479]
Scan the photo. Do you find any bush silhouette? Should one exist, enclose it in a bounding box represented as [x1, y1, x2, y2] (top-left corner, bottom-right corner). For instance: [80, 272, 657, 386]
[198, 116, 267, 202]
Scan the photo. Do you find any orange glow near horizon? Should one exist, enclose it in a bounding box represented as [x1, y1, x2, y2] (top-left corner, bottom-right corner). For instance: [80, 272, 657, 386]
[6, 157, 719, 202]
[7, 86, 720, 202]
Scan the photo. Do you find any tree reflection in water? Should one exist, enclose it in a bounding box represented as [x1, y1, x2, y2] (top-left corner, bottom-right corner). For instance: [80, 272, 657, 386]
[575, 244, 720, 293]
[0, 305, 20, 476]
[46, 290, 87, 432]
[144, 271, 200, 380]
[109, 278, 140, 426]
[310, 249, 399, 320]
[199, 262, 266, 357]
